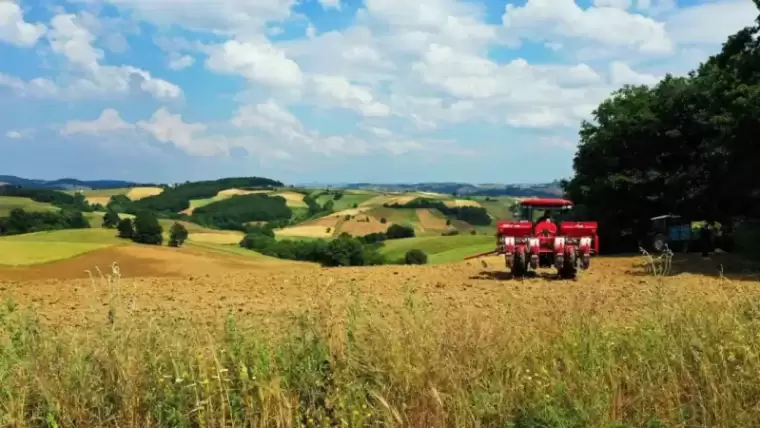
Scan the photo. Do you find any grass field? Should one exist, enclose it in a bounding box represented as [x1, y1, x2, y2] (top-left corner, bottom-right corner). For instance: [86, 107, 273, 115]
[380, 234, 493, 263]
[316, 191, 376, 211]
[0, 228, 122, 266]
[0, 196, 58, 216]
[1, 247, 759, 426]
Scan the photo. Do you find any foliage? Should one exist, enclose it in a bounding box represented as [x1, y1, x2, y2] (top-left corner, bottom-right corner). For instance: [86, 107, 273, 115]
[128, 177, 282, 213]
[562, 10, 760, 252]
[385, 198, 491, 226]
[107, 194, 132, 213]
[168, 222, 189, 247]
[131, 211, 163, 245]
[0, 186, 94, 212]
[239, 229, 386, 266]
[386, 224, 415, 239]
[0, 208, 90, 236]
[404, 249, 428, 265]
[102, 210, 120, 228]
[191, 194, 292, 231]
[116, 218, 134, 239]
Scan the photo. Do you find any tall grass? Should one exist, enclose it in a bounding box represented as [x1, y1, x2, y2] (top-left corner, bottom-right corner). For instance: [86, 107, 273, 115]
[1, 263, 760, 427]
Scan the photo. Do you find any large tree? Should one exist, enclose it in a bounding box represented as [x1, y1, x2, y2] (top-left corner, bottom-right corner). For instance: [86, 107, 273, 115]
[563, 8, 760, 250]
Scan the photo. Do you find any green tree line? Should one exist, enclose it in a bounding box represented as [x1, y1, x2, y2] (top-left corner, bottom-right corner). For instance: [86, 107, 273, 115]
[0, 208, 89, 236]
[562, 4, 760, 252]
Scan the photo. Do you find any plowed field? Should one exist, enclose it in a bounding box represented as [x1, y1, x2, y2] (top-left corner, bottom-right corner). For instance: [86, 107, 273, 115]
[1, 243, 757, 330]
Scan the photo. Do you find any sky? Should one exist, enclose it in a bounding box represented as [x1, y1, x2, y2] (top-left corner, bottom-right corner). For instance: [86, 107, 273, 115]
[0, 0, 757, 185]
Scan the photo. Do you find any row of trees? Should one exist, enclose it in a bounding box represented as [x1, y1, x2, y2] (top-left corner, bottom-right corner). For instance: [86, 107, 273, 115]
[0, 208, 89, 236]
[191, 194, 292, 231]
[561, 5, 760, 252]
[127, 177, 283, 213]
[238, 225, 427, 266]
[0, 186, 96, 212]
[106, 210, 189, 247]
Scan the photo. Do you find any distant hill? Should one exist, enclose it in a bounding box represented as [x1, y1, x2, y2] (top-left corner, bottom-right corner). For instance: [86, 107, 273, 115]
[335, 181, 564, 198]
[0, 175, 140, 190]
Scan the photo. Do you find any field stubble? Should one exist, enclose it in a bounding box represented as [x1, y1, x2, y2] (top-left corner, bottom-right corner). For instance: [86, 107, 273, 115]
[1, 247, 760, 426]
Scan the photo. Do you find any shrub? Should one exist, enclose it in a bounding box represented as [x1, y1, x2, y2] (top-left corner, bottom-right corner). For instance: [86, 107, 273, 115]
[116, 218, 134, 239]
[404, 249, 428, 265]
[387, 224, 415, 239]
[102, 210, 120, 228]
[380, 217, 387, 224]
[169, 222, 189, 247]
[132, 211, 163, 245]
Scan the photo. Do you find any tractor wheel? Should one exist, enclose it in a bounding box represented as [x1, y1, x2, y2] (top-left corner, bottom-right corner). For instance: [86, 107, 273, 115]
[652, 233, 667, 253]
[512, 251, 528, 278]
[559, 252, 577, 279]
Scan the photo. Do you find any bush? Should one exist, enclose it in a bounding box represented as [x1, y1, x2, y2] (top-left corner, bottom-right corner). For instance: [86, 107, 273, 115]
[404, 249, 428, 265]
[102, 210, 120, 228]
[116, 218, 134, 239]
[380, 217, 387, 224]
[132, 211, 163, 245]
[442, 229, 459, 236]
[0, 208, 90, 236]
[387, 224, 415, 239]
[168, 222, 189, 247]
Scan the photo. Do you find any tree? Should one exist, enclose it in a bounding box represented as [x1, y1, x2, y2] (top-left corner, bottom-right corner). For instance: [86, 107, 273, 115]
[102, 210, 120, 228]
[116, 218, 134, 239]
[168, 222, 189, 247]
[386, 224, 415, 239]
[562, 7, 760, 252]
[404, 249, 428, 265]
[323, 236, 365, 266]
[132, 211, 163, 245]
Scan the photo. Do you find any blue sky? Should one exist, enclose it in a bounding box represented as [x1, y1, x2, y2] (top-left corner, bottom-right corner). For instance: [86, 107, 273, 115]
[0, 0, 756, 185]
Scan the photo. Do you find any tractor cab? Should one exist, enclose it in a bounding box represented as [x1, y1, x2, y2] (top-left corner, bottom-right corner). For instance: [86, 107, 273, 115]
[513, 198, 574, 236]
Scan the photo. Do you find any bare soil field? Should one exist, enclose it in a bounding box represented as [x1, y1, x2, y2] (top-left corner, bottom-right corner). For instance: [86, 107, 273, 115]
[1, 244, 757, 330]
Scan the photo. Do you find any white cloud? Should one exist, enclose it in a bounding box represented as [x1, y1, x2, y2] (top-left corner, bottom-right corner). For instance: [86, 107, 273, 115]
[310, 74, 390, 117]
[502, 0, 675, 55]
[0, 2, 47, 47]
[206, 39, 303, 88]
[136, 108, 229, 156]
[665, 0, 757, 45]
[5, 130, 22, 139]
[168, 53, 195, 70]
[15, 12, 184, 101]
[609, 61, 661, 86]
[61, 109, 133, 135]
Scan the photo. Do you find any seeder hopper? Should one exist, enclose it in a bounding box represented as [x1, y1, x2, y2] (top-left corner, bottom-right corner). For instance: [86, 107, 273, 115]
[465, 198, 599, 279]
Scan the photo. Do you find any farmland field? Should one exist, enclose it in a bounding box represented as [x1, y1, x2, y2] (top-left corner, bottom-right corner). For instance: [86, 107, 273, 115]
[0, 196, 58, 216]
[1, 240, 759, 426]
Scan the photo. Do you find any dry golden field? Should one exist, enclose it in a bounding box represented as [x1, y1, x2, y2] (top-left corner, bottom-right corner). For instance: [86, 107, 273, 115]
[2, 243, 760, 427]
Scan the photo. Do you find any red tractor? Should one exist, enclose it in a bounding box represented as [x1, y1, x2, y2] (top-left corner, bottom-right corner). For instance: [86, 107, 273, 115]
[465, 198, 599, 279]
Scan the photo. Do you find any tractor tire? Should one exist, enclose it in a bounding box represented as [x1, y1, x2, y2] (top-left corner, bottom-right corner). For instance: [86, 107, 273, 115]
[559, 252, 577, 279]
[512, 251, 528, 278]
[652, 233, 667, 253]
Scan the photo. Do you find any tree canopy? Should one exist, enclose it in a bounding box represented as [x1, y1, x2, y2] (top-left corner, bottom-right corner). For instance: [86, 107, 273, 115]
[562, 9, 760, 250]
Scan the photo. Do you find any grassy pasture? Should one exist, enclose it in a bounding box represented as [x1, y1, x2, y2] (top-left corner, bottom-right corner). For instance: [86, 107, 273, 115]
[0, 196, 58, 216]
[0, 228, 121, 266]
[379, 234, 493, 263]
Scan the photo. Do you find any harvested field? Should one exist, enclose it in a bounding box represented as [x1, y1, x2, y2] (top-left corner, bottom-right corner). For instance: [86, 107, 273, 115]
[272, 191, 307, 208]
[416, 208, 449, 231]
[84, 196, 112, 206]
[338, 216, 388, 236]
[444, 199, 482, 208]
[217, 188, 267, 197]
[2, 243, 760, 426]
[125, 186, 163, 200]
[0, 249, 757, 330]
[275, 225, 334, 238]
[186, 231, 244, 245]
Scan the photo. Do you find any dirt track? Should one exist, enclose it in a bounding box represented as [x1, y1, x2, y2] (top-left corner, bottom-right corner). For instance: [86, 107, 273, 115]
[0, 246, 758, 329]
